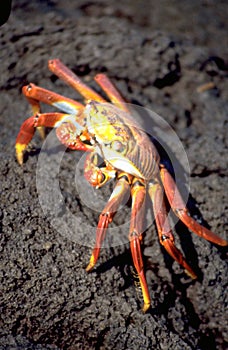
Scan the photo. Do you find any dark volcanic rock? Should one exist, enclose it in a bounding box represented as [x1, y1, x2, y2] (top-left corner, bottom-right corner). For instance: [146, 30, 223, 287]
[0, 1, 227, 350]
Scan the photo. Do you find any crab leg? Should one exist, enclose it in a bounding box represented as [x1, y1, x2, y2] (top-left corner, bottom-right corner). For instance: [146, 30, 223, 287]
[23, 83, 84, 115]
[22, 83, 84, 141]
[15, 112, 89, 165]
[94, 74, 129, 112]
[129, 179, 150, 312]
[48, 59, 106, 103]
[86, 174, 131, 272]
[160, 166, 228, 246]
[149, 181, 197, 279]
[16, 113, 66, 164]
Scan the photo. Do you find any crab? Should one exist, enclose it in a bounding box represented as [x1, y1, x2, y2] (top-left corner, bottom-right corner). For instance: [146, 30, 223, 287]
[16, 59, 227, 312]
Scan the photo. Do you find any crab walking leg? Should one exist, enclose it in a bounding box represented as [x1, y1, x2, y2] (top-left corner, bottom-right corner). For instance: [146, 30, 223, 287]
[86, 174, 131, 272]
[48, 59, 106, 103]
[15, 112, 87, 165]
[22, 86, 44, 140]
[23, 83, 84, 115]
[149, 181, 197, 279]
[16, 113, 67, 164]
[160, 166, 228, 246]
[129, 179, 150, 312]
[15, 116, 36, 165]
[94, 74, 129, 112]
[22, 83, 84, 140]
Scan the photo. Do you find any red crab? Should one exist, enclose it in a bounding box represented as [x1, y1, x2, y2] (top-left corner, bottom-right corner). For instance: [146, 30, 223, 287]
[15, 59, 227, 311]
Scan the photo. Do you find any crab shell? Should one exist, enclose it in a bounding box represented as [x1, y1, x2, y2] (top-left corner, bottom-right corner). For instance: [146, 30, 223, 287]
[85, 101, 160, 181]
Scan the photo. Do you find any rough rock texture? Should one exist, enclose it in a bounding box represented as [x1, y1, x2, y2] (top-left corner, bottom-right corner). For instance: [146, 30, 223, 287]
[0, 1, 227, 350]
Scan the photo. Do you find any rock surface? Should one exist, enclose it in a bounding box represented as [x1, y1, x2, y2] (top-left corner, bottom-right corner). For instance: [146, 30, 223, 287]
[0, 1, 227, 349]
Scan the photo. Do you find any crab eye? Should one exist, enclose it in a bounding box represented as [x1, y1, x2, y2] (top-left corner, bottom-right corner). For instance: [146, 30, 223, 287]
[111, 140, 126, 153]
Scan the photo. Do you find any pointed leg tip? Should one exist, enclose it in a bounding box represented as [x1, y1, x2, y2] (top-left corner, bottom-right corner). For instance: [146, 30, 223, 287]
[15, 144, 26, 165]
[208, 236, 228, 247]
[86, 262, 95, 273]
[86, 252, 96, 272]
[185, 269, 197, 280]
[16, 154, 24, 165]
[142, 303, 151, 313]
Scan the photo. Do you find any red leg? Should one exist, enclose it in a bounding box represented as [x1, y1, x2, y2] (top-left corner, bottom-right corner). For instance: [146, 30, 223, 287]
[15, 116, 36, 165]
[86, 174, 131, 271]
[16, 113, 66, 164]
[22, 86, 44, 140]
[160, 166, 228, 246]
[22, 83, 84, 142]
[148, 181, 197, 279]
[129, 179, 151, 312]
[48, 59, 106, 103]
[15, 112, 89, 164]
[94, 74, 129, 112]
[23, 83, 84, 115]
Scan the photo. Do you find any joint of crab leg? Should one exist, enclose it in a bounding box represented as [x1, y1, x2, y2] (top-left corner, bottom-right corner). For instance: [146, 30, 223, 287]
[15, 112, 79, 164]
[149, 181, 197, 279]
[86, 212, 112, 272]
[22, 90, 41, 115]
[23, 83, 84, 115]
[48, 59, 106, 103]
[94, 73, 129, 112]
[175, 208, 228, 246]
[86, 175, 130, 272]
[129, 232, 151, 312]
[129, 180, 151, 312]
[160, 166, 228, 246]
[161, 234, 197, 279]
